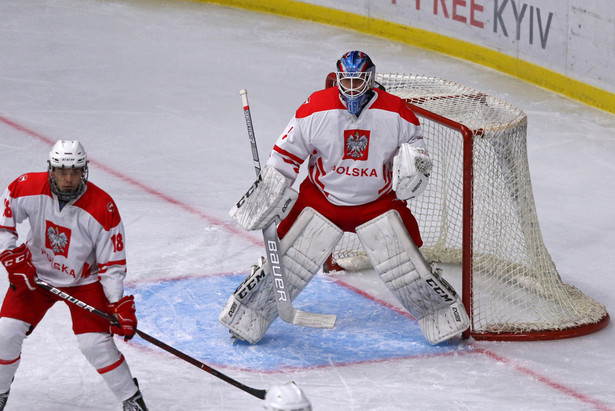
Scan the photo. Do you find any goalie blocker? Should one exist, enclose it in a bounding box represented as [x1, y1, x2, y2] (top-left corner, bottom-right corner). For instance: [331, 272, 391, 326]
[229, 165, 298, 231]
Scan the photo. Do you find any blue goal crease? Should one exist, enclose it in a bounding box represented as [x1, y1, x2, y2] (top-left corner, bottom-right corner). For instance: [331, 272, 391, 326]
[126, 274, 468, 372]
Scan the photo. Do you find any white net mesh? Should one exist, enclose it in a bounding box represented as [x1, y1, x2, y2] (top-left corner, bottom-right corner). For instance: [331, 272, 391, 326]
[330, 73, 608, 339]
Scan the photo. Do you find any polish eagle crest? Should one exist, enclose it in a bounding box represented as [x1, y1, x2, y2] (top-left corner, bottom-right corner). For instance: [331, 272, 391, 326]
[346, 132, 368, 159]
[47, 226, 68, 255]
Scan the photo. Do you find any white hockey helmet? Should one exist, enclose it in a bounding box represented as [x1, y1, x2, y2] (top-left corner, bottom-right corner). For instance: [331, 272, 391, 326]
[47, 140, 89, 201]
[264, 382, 312, 411]
[48, 140, 88, 169]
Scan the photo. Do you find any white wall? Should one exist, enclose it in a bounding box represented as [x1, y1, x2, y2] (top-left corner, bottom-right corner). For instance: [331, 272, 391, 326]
[295, 0, 615, 94]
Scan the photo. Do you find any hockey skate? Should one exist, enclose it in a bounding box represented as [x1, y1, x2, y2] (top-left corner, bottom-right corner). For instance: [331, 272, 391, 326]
[122, 380, 148, 411]
[0, 390, 8, 411]
[122, 390, 147, 411]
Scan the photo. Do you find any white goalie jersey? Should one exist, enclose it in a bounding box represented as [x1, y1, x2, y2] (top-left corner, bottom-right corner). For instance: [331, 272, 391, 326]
[267, 86, 426, 206]
[0, 172, 127, 302]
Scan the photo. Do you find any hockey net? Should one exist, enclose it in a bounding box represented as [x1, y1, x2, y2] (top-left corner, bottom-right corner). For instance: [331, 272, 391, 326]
[327, 73, 609, 341]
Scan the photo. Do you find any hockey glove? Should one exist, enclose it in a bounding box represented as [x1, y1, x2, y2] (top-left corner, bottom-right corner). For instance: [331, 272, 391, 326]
[108, 295, 137, 340]
[392, 144, 432, 200]
[0, 244, 37, 291]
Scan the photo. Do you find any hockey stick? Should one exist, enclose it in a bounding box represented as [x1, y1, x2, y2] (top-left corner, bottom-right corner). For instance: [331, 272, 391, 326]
[239, 89, 336, 329]
[34, 278, 267, 400]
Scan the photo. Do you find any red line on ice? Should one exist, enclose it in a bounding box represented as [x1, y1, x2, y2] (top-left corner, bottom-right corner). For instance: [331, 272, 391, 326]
[0, 114, 260, 247]
[3, 114, 612, 411]
[333, 276, 614, 411]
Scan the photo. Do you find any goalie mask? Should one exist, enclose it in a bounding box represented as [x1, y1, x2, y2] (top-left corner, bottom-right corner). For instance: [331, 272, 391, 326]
[336, 50, 375, 115]
[47, 139, 89, 202]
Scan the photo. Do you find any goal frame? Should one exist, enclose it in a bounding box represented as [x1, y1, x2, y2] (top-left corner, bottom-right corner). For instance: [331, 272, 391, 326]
[406, 101, 609, 341]
[324, 72, 609, 341]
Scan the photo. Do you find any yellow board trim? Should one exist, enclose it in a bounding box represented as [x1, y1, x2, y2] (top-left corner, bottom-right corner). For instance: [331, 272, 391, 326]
[192, 0, 615, 114]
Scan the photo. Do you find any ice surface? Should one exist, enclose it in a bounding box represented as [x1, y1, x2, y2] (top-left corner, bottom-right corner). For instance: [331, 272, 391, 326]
[0, 1, 614, 410]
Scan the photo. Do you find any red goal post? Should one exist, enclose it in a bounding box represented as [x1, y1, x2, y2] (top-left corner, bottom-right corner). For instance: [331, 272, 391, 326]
[326, 73, 609, 341]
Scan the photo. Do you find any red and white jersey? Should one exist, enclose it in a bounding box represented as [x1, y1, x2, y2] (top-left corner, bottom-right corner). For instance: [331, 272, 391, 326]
[267, 87, 425, 206]
[0, 172, 127, 302]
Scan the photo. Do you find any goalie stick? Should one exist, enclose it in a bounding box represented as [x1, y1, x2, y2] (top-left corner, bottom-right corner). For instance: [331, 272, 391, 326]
[240, 89, 336, 329]
[34, 278, 267, 400]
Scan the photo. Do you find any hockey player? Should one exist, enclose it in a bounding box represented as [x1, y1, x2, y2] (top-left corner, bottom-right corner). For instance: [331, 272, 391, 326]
[0, 140, 148, 410]
[220, 51, 470, 345]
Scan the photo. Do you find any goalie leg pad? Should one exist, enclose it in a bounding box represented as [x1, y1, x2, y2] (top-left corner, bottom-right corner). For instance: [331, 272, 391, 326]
[355, 210, 469, 344]
[418, 293, 470, 345]
[219, 208, 343, 343]
[218, 257, 276, 344]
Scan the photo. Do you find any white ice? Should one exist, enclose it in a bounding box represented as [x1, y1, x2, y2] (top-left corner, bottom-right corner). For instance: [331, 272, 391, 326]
[0, 1, 614, 410]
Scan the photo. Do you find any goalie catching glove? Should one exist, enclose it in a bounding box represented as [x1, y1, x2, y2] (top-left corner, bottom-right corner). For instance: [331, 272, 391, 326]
[392, 143, 433, 200]
[0, 244, 37, 291]
[108, 295, 137, 340]
[229, 165, 298, 230]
